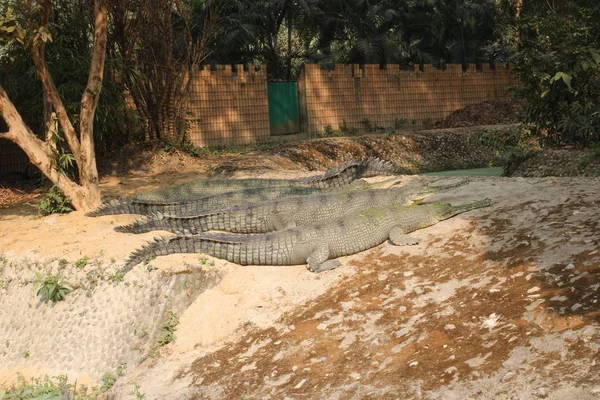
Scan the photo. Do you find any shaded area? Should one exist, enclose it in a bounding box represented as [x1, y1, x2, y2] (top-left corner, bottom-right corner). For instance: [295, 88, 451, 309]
[433, 100, 521, 129]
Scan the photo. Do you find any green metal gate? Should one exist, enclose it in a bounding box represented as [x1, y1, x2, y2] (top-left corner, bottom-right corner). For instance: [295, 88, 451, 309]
[267, 81, 300, 135]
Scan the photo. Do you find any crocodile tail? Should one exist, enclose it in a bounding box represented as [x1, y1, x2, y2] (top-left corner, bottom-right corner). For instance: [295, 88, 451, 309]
[123, 235, 197, 273]
[123, 236, 171, 273]
[361, 157, 403, 177]
[115, 212, 166, 234]
[86, 199, 136, 217]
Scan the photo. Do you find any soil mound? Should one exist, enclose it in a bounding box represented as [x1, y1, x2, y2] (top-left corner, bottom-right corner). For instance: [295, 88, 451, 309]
[434, 100, 521, 128]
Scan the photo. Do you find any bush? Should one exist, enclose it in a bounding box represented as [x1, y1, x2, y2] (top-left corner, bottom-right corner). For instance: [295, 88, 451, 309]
[506, 2, 600, 147]
[33, 273, 72, 303]
[0, 373, 101, 400]
[39, 185, 74, 216]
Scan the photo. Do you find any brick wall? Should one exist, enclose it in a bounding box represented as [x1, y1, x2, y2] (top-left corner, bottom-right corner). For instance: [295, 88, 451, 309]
[298, 64, 516, 135]
[186, 65, 271, 147]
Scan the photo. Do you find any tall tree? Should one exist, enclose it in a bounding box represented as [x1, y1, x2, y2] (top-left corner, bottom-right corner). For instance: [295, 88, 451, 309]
[0, 0, 107, 211]
[109, 0, 225, 142]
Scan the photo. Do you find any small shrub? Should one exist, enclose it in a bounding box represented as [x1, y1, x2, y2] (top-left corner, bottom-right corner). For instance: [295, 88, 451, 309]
[75, 256, 89, 269]
[33, 273, 72, 303]
[39, 185, 74, 216]
[393, 118, 407, 129]
[339, 120, 358, 136]
[157, 311, 179, 346]
[100, 372, 117, 392]
[322, 125, 335, 137]
[99, 362, 127, 393]
[129, 384, 146, 400]
[58, 258, 68, 270]
[0, 373, 101, 399]
[107, 269, 125, 283]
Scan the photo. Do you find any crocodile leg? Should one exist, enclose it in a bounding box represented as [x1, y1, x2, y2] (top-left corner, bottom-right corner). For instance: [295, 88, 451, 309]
[306, 244, 342, 273]
[388, 226, 421, 245]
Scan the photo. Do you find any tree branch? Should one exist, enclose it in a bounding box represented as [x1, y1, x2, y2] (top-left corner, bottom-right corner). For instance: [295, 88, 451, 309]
[0, 83, 79, 192]
[31, 0, 82, 164]
[78, 0, 107, 184]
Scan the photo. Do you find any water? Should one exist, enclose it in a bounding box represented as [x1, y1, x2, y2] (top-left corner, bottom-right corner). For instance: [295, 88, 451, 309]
[419, 167, 503, 177]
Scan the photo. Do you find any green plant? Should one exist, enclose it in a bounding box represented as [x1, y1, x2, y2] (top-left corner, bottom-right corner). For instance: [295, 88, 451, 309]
[97, 362, 127, 394]
[157, 311, 179, 346]
[502, 1, 600, 147]
[339, 120, 359, 136]
[23, 350, 30, 359]
[107, 269, 125, 283]
[58, 258, 68, 270]
[393, 118, 407, 129]
[100, 372, 117, 392]
[198, 256, 209, 269]
[75, 256, 89, 269]
[323, 125, 335, 137]
[0, 373, 101, 399]
[38, 185, 74, 216]
[129, 384, 146, 400]
[32, 273, 72, 303]
[143, 255, 156, 265]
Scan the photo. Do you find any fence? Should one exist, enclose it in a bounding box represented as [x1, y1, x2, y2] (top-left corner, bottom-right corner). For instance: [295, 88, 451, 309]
[298, 64, 516, 135]
[0, 139, 31, 176]
[1, 63, 516, 175]
[186, 65, 270, 147]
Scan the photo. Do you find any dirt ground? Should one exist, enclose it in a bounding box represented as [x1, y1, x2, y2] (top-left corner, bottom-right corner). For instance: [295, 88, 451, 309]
[0, 151, 599, 399]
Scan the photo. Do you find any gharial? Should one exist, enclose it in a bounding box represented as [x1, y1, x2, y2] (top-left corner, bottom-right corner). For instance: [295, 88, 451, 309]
[127, 157, 401, 201]
[123, 198, 491, 274]
[115, 180, 469, 234]
[86, 158, 400, 216]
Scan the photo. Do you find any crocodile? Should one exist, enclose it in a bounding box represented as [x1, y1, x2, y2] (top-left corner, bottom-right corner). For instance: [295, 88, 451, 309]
[115, 179, 469, 234]
[86, 185, 343, 217]
[123, 198, 491, 274]
[134, 157, 400, 201]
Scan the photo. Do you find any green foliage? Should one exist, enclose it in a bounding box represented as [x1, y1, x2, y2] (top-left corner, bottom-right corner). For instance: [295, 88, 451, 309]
[32, 273, 72, 303]
[504, 1, 600, 146]
[99, 362, 127, 393]
[0, 0, 137, 153]
[129, 384, 146, 400]
[0, 374, 101, 400]
[107, 269, 125, 283]
[39, 185, 74, 216]
[75, 256, 89, 269]
[58, 258, 68, 270]
[157, 311, 179, 346]
[323, 125, 335, 137]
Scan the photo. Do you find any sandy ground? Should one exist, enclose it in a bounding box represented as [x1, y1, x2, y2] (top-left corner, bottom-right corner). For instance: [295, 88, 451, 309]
[0, 158, 599, 399]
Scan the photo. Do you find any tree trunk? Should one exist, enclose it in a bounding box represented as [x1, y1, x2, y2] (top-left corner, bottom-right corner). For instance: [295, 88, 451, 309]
[0, 86, 97, 210]
[0, 0, 108, 212]
[286, 6, 293, 81]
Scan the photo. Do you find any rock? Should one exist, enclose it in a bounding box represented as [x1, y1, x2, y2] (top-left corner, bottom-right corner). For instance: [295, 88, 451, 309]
[294, 379, 307, 389]
[395, 328, 410, 338]
[501, 372, 514, 382]
[444, 324, 456, 330]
